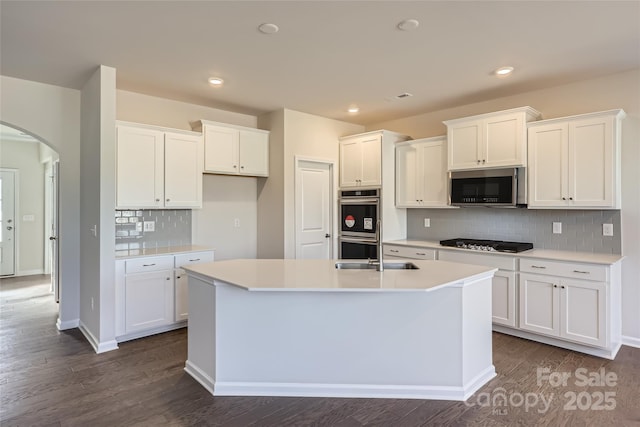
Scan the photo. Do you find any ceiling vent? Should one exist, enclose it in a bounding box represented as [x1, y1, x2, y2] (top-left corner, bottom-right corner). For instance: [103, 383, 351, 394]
[395, 93, 413, 99]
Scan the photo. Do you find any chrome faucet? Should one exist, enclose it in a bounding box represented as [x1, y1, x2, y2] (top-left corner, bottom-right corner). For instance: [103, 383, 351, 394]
[368, 219, 384, 272]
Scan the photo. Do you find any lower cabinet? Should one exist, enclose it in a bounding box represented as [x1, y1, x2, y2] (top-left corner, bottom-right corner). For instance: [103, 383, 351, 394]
[115, 250, 214, 341]
[519, 272, 607, 348]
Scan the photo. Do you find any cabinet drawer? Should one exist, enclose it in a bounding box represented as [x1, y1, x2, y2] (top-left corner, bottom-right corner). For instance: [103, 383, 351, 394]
[175, 251, 214, 268]
[383, 245, 436, 260]
[438, 250, 516, 271]
[520, 258, 607, 282]
[125, 256, 174, 274]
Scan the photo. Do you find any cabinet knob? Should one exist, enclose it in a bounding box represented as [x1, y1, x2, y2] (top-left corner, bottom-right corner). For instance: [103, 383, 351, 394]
[240, 166, 244, 169]
[233, 165, 237, 168]
[482, 159, 486, 164]
[166, 198, 170, 202]
[166, 277, 171, 281]
[553, 284, 558, 288]
[569, 197, 573, 201]
[561, 285, 566, 289]
[477, 160, 481, 164]
[156, 198, 160, 202]
[562, 197, 566, 200]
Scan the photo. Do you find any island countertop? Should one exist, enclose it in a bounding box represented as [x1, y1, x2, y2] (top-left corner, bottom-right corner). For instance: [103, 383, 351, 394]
[182, 259, 496, 292]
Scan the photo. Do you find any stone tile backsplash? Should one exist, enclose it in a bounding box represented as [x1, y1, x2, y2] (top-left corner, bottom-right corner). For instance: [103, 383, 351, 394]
[115, 209, 191, 250]
[407, 208, 621, 254]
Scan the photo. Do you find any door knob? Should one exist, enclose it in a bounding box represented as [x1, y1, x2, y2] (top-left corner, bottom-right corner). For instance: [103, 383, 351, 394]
[49, 236, 57, 240]
[6, 226, 13, 231]
[325, 233, 331, 238]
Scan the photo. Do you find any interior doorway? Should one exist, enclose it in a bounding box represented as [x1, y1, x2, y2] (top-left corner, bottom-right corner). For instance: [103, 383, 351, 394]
[294, 157, 335, 259]
[0, 169, 17, 276]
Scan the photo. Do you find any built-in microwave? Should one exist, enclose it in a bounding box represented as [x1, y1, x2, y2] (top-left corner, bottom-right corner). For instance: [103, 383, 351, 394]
[450, 168, 526, 207]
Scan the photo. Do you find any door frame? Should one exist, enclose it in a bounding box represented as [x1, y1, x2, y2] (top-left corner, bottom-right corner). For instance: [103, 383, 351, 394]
[0, 168, 19, 277]
[294, 156, 336, 259]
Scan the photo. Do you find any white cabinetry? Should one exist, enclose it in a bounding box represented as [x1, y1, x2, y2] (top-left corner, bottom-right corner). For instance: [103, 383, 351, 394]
[115, 249, 214, 341]
[444, 107, 541, 171]
[116, 123, 203, 209]
[527, 109, 625, 209]
[383, 244, 436, 260]
[339, 133, 382, 187]
[395, 136, 449, 207]
[195, 120, 269, 177]
[438, 250, 518, 328]
[518, 258, 616, 350]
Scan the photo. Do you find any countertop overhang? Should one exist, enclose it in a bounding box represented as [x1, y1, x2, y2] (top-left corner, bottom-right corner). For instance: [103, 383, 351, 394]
[182, 259, 496, 292]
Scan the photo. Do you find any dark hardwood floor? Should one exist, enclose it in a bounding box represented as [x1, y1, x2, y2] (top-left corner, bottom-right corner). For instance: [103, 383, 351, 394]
[1, 275, 639, 426]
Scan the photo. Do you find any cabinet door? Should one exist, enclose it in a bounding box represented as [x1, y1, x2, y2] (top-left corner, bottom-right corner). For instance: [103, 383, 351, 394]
[395, 143, 420, 207]
[527, 123, 569, 207]
[448, 120, 481, 170]
[359, 135, 381, 187]
[164, 133, 202, 208]
[419, 139, 448, 207]
[174, 268, 188, 322]
[519, 273, 560, 337]
[124, 270, 174, 334]
[484, 112, 526, 168]
[116, 126, 164, 208]
[239, 130, 269, 176]
[560, 279, 607, 347]
[492, 270, 517, 328]
[340, 139, 363, 187]
[568, 116, 614, 207]
[203, 125, 239, 174]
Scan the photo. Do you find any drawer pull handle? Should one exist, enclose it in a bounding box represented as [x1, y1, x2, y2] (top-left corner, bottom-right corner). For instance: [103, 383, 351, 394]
[531, 265, 546, 269]
[189, 258, 201, 262]
[176, 275, 182, 279]
[416, 252, 427, 256]
[573, 270, 590, 274]
[142, 263, 156, 267]
[390, 249, 399, 253]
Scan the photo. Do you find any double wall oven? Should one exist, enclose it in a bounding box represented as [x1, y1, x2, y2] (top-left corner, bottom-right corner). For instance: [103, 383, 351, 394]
[338, 189, 380, 260]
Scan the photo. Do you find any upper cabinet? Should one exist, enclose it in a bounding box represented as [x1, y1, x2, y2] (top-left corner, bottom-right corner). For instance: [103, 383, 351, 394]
[444, 107, 541, 171]
[339, 130, 409, 188]
[116, 122, 203, 209]
[395, 136, 449, 208]
[195, 120, 269, 177]
[527, 109, 625, 209]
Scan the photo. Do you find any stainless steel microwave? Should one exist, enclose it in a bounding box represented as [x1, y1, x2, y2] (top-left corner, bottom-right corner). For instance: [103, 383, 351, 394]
[450, 168, 526, 207]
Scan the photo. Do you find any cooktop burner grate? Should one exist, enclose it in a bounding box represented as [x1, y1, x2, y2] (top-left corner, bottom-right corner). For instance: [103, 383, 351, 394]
[439, 238, 533, 253]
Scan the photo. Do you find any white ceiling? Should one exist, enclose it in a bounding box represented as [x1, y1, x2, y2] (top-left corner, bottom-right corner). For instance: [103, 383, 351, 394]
[1, 1, 639, 125]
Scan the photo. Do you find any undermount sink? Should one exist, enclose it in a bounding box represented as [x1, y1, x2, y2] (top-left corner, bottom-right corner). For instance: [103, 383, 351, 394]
[335, 262, 419, 270]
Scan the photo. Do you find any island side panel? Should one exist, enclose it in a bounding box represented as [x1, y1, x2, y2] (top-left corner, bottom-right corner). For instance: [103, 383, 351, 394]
[212, 282, 478, 399]
[184, 276, 216, 394]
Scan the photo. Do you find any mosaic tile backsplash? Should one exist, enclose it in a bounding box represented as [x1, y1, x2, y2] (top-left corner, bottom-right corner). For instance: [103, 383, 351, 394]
[407, 208, 621, 254]
[115, 209, 192, 250]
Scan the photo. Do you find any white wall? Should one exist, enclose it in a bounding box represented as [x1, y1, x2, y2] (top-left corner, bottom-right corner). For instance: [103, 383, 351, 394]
[0, 139, 45, 275]
[258, 109, 364, 259]
[367, 68, 640, 344]
[0, 75, 81, 330]
[79, 65, 117, 352]
[116, 89, 261, 260]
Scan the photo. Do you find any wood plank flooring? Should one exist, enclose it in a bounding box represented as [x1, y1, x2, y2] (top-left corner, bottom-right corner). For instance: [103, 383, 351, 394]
[1, 275, 639, 426]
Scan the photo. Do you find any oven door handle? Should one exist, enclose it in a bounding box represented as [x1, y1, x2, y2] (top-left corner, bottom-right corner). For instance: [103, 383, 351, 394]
[339, 198, 379, 205]
[339, 236, 377, 244]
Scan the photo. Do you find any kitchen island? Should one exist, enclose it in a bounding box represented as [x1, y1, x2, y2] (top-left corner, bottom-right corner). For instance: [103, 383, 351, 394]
[182, 259, 497, 401]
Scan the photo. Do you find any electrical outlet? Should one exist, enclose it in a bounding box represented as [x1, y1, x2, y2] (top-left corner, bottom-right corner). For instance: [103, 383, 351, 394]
[603, 223, 614, 236]
[424, 218, 430, 228]
[234, 218, 240, 228]
[143, 221, 155, 232]
[553, 222, 562, 234]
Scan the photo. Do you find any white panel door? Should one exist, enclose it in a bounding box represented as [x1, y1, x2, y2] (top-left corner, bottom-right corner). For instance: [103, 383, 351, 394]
[164, 133, 202, 208]
[295, 160, 332, 259]
[561, 279, 607, 347]
[527, 123, 568, 207]
[395, 143, 419, 207]
[519, 273, 560, 337]
[492, 270, 517, 327]
[340, 139, 362, 187]
[174, 268, 189, 322]
[239, 130, 269, 176]
[0, 170, 16, 276]
[420, 139, 448, 206]
[569, 116, 614, 207]
[116, 126, 164, 208]
[125, 270, 174, 334]
[448, 121, 481, 170]
[485, 113, 525, 167]
[359, 135, 381, 187]
[203, 125, 239, 174]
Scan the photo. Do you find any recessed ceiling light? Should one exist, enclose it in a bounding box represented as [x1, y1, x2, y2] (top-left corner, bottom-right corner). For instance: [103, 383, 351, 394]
[397, 19, 420, 31]
[258, 23, 279, 34]
[208, 77, 224, 86]
[348, 106, 360, 113]
[495, 66, 514, 77]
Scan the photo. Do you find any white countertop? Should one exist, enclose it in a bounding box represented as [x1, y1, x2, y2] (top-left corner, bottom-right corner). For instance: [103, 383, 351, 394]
[115, 245, 213, 259]
[183, 259, 496, 292]
[384, 239, 623, 265]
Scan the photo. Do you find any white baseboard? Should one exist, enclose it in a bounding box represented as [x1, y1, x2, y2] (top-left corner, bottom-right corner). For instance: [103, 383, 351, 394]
[184, 361, 496, 401]
[622, 335, 640, 349]
[15, 269, 45, 277]
[56, 317, 79, 330]
[79, 321, 118, 354]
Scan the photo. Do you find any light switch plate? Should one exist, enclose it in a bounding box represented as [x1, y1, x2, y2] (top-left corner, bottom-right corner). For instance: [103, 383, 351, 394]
[552, 222, 562, 234]
[603, 223, 614, 236]
[424, 218, 430, 228]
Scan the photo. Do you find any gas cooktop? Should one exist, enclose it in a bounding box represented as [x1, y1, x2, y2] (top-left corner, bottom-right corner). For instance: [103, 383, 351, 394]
[439, 238, 533, 253]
